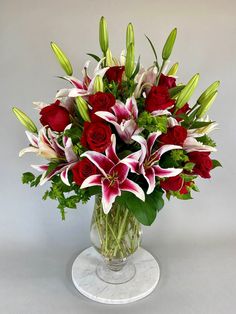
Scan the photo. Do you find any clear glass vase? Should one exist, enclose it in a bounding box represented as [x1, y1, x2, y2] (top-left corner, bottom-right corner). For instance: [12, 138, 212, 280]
[90, 195, 142, 284]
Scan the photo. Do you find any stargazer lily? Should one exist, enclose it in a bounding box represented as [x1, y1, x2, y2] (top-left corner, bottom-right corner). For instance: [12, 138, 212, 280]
[56, 59, 109, 99]
[20, 126, 78, 186]
[124, 132, 183, 194]
[80, 134, 145, 214]
[95, 96, 142, 143]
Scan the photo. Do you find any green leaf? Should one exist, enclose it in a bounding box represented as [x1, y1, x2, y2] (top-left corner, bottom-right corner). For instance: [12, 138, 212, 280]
[190, 121, 214, 129]
[22, 172, 35, 184]
[169, 85, 185, 98]
[117, 189, 164, 226]
[183, 162, 195, 171]
[130, 56, 140, 80]
[196, 135, 216, 147]
[87, 53, 101, 62]
[212, 159, 222, 169]
[145, 35, 159, 69]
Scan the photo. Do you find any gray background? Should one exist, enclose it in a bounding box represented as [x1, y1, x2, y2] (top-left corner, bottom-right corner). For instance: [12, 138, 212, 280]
[1, 0, 235, 313]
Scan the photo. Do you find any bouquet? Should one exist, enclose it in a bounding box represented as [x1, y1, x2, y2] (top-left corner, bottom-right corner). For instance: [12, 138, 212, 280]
[13, 17, 221, 226]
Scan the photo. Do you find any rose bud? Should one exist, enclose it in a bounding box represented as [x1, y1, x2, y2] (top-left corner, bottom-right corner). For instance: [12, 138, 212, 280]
[188, 152, 213, 179]
[145, 85, 175, 112]
[89, 92, 115, 122]
[158, 73, 176, 89]
[39, 100, 70, 132]
[159, 125, 188, 146]
[160, 175, 184, 192]
[72, 158, 98, 186]
[105, 66, 125, 85]
[80, 122, 112, 152]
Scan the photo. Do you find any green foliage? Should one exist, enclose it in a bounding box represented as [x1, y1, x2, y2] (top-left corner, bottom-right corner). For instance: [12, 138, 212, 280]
[183, 162, 195, 171]
[212, 159, 222, 169]
[169, 85, 185, 98]
[64, 126, 82, 145]
[160, 149, 189, 168]
[42, 176, 100, 220]
[138, 112, 168, 133]
[189, 121, 214, 129]
[117, 188, 164, 226]
[196, 135, 216, 147]
[22, 172, 42, 187]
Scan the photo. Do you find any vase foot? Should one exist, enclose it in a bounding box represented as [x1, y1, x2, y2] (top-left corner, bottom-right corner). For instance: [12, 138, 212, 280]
[96, 260, 136, 284]
[71, 247, 160, 304]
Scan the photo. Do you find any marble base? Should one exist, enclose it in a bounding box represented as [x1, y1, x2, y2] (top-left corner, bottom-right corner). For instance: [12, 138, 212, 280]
[71, 247, 160, 304]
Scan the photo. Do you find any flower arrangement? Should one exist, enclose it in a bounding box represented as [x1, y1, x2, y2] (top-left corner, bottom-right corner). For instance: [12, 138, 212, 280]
[13, 17, 221, 226]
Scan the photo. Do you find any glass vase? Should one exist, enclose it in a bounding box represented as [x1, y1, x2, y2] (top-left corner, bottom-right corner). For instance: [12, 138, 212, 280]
[90, 195, 142, 284]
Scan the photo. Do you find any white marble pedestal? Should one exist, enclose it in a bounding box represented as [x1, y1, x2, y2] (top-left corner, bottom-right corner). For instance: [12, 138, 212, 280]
[71, 247, 160, 304]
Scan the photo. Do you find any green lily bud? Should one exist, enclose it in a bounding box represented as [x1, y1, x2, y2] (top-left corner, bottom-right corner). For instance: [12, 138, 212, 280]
[197, 81, 220, 104]
[106, 48, 113, 66]
[75, 97, 91, 122]
[167, 62, 179, 76]
[162, 28, 177, 61]
[175, 73, 200, 110]
[99, 16, 109, 55]
[94, 75, 104, 92]
[125, 43, 135, 79]
[126, 23, 135, 49]
[50, 42, 73, 76]
[196, 91, 218, 118]
[12, 107, 38, 133]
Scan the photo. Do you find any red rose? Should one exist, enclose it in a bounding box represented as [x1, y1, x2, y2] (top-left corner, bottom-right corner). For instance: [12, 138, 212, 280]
[188, 152, 213, 178]
[72, 158, 97, 186]
[159, 74, 176, 89]
[80, 122, 112, 152]
[160, 175, 184, 192]
[179, 181, 192, 194]
[170, 103, 190, 121]
[89, 92, 115, 122]
[105, 66, 125, 84]
[40, 100, 70, 132]
[145, 85, 175, 112]
[159, 126, 187, 146]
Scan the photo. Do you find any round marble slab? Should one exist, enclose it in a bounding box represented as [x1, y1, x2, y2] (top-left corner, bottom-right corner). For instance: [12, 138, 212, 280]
[71, 247, 160, 304]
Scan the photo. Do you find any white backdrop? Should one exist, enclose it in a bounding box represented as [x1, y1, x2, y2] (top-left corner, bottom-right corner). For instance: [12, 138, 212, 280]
[0, 0, 235, 313]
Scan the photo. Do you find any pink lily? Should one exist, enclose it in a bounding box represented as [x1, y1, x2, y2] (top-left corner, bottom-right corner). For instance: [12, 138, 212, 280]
[95, 96, 142, 143]
[20, 126, 78, 186]
[124, 132, 183, 194]
[56, 59, 109, 98]
[80, 134, 145, 214]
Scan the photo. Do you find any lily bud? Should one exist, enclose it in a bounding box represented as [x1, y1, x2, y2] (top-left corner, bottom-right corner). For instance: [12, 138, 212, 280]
[13, 107, 38, 133]
[94, 75, 104, 92]
[167, 62, 179, 76]
[50, 42, 73, 76]
[162, 28, 177, 61]
[125, 43, 135, 79]
[75, 97, 91, 122]
[106, 48, 113, 66]
[99, 16, 109, 55]
[196, 91, 218, 118]
[175, 73, 200, 110]
[126, 23, 135, 49]
[197, 81, 220, 104]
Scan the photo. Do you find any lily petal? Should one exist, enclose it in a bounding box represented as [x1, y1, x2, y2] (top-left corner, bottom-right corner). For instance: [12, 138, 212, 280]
[102, 179, 121, 214]
[105, 134, 119, 164]
[183, 137, 217, 153]
[153, 165, 182, 178]
[81, 151, 114, 177]
[120, 178, 145, 202]
[80, 174, 102, 189]
[142, 167, 156, 194]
